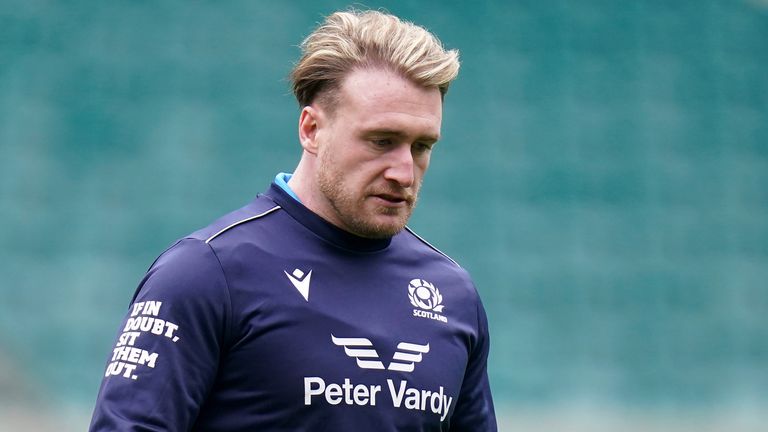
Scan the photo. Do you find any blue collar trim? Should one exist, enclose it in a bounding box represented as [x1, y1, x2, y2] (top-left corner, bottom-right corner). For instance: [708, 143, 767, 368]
[274, 172, 301, 203]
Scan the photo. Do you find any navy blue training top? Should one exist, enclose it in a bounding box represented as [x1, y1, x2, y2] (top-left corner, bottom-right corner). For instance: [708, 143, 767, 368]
[90, 183, 497, 431]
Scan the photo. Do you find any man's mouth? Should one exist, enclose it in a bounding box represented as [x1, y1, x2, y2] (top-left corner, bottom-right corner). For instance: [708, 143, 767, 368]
[371, 192, 412, 206]
[377, 193, 406, 203]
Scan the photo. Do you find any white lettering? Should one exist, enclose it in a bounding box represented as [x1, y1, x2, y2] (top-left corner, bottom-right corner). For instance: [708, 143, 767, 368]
[387, 379, 406, 408]
[109, 302, 181, 382]
[303, 377, 450, 419]
[353, 383, 369, 405]
[442, 391, 453, 421]
[370, 384, 381, 406]
[143, 301, 162, 316]
[430, 387, 442, 414]
[139, 350, 159, 368]
[305, 377, 382, 408]
[151, 318, 165, 335]
[404, 388, 420, 409]
[304, 377, 325, 405]
[121, 363, 138, 378]
[116, 331, 141, 347]
[420, 389, 431, 411]
[131, 301, 163, 317]
[412, 309, 448, 323]
[104, 361, 121, 377]
[123, 317, 179, 340]
[164, 322, 179, 338]
[342, 379, 354, 404]
[385, 379, 453, 421]
[326, 383, 343, 405]
[131, 302, 144, 317]
[109, 347, 158, 368]
[104, 361, 138, 380]
[112, 346, 129, 362]
[127, 347, 142, 363]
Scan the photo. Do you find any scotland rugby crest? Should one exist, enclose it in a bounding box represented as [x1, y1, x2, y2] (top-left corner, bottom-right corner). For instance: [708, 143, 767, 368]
[408, 279, 447, 323]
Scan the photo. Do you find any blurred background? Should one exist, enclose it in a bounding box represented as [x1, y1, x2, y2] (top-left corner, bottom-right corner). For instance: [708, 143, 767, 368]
[1, 0, 767, 430]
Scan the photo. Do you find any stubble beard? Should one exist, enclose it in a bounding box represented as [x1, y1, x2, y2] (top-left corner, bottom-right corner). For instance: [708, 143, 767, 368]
[316, 156, 419, 239]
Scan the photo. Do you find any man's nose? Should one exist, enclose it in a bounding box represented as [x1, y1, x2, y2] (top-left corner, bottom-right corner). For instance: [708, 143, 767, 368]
[383, 144, 415, 188]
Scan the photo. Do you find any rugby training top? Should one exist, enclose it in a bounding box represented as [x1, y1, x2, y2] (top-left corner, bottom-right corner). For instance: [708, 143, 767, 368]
[89, 182, 497, 431]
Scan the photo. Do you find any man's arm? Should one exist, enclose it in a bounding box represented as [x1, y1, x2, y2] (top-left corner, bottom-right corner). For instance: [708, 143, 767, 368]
[89, 238, 231, 431]
[450, 297, 497, 431]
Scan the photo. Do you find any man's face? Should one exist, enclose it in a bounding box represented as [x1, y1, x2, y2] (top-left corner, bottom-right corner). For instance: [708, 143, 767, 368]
[312, 68, 443, 239]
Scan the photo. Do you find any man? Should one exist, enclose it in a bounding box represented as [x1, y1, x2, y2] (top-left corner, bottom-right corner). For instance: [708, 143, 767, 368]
[90, 9, 496, 431]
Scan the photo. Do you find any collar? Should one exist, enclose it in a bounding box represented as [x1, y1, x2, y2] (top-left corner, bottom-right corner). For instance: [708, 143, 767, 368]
[263, 183, 393, 253]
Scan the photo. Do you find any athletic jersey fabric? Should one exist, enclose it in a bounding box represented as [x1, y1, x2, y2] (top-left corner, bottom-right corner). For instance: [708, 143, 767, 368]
[89, 182, 497, 431]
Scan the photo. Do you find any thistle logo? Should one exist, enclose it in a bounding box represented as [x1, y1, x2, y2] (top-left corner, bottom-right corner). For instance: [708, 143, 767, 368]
[408, 279, 447, 323]
[331, 335, 430, 372]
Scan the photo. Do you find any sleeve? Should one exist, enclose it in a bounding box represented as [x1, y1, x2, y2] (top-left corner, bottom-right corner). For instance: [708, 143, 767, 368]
[89, 238, 232, 432]
[450, 295, 497, 431]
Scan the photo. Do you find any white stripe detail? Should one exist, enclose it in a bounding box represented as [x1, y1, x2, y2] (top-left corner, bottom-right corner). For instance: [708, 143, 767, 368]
[205, 206, 281, 244]
[387, 362, 416, 372]
[356, 359, 386, 370]
[343, 348, 379, 358]
[387, 342, 430, 372]
[396, 342, 430, 353]
[332, 335, 386, 370]
[404, 226, 459, 267]
[392, 351, 423, 363]
[332, 336, 374, 347]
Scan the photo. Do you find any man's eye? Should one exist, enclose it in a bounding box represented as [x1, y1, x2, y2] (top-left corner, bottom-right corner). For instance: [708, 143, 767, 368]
[413, 142, 433, 153]
[372, 139, 393, 147]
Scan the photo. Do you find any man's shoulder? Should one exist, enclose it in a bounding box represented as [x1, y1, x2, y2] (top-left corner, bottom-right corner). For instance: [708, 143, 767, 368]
[399, 226, 459, 263]
[186, 194, 282, 245]
[140, 195, 284, 292]
[398, 226, 473, 279]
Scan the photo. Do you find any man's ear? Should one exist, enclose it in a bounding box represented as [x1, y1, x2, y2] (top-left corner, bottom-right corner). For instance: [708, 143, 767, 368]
[298, 106, 323, 155]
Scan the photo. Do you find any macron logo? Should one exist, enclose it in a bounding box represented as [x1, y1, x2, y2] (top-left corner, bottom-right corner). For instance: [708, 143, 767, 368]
[285, 268, 312, 301]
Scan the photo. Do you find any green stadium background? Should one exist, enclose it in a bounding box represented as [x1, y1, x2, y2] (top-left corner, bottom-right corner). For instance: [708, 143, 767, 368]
[1, 0, 766, 430]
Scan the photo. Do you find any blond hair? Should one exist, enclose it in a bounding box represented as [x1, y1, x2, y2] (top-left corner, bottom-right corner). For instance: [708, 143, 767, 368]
[290, 10, 460, 109]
